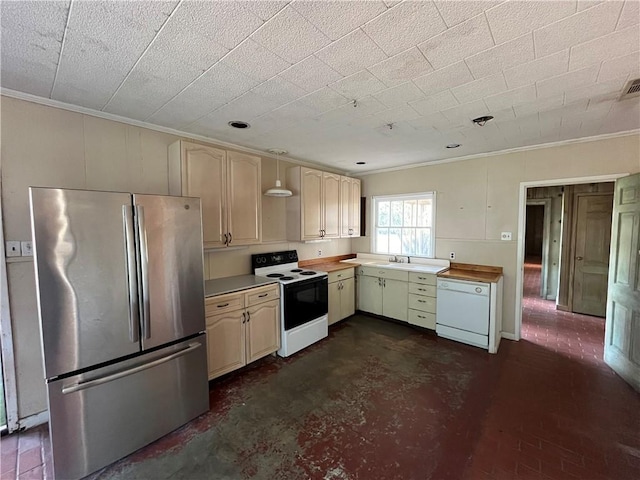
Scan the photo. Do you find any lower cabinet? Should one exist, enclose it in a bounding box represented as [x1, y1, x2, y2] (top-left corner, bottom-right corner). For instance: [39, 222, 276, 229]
[357, 266, 408, 322]
[328, 268, 355, 325]
[205, 284, 280, 380]
[407, 272, 437, 330]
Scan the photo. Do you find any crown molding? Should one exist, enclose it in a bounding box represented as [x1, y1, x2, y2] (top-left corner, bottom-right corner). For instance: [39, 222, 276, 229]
[350, 129, 640, 176]
[0, 89, 345, 174]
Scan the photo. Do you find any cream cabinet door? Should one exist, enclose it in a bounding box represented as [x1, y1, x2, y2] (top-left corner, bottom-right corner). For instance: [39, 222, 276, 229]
[358, 275, 383, 315]
[206, 310, 245, 380]
[383, 279, 408, 321]
[227, 152, 261, 246]
[328, 281, 342, 325]
[301, 167, 323, 240]
[351, 178, 361, 237]
[340, 176, 352, 237]
[323, 172, 341, 238]
[182, 142, 226, 248]
[245, 299, 280, 363]
[340, 277, 355, 319]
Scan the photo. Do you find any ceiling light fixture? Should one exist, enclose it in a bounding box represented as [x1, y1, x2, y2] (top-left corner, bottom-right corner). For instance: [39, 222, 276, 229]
[446, 143, 461, 149]
[228, 120, 250, 129]
[472, 115, 494, 127]
[264, 149, 292, 197]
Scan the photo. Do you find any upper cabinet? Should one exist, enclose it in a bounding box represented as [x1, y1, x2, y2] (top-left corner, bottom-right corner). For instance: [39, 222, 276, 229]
[286, 166, 360, 241]
[340, 176, 361, 238]
[169, 140, 261, 248]
[287, 166, 341, 241]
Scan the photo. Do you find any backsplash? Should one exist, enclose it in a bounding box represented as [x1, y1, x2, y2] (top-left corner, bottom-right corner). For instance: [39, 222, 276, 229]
[203, 238, 353, 280]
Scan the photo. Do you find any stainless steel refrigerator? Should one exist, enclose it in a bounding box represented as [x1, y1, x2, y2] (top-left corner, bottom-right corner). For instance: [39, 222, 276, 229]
[29, 187, 209, 480]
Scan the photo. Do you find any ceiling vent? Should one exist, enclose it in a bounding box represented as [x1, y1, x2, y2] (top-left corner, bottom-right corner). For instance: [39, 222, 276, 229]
[620, 78, 640, 100]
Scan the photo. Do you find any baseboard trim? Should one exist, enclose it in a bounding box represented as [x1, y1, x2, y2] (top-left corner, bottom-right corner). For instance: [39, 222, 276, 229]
[17, 410, 49, 431]
[501, 332, 518, 341]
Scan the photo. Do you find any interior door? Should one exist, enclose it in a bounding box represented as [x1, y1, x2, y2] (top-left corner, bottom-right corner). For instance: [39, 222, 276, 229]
[573, 193, 614, 316]
[133, 194, 205, 350]
[605, 174, 640, 391]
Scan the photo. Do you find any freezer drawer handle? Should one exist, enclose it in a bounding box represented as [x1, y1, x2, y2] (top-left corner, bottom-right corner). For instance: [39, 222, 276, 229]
[61, 342, 202, 395]
[122, 206, 140, 343]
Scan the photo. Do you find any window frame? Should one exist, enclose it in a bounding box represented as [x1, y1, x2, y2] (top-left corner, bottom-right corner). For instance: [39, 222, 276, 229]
[370, 192, 437, 259]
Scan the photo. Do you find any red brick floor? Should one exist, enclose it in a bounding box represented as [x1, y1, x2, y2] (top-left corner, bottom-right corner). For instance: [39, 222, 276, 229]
[1, 260, 639, 480]
[463, 258, 640, 479]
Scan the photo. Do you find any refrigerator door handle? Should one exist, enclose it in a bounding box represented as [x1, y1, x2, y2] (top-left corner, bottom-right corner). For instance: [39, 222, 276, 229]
[135, 205, 151, 339]
[122, 206, 140, 343]
[61, 342, 202, 395]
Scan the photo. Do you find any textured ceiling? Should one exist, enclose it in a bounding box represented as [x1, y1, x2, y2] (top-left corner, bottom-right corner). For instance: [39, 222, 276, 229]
[1, 0, 639, 172]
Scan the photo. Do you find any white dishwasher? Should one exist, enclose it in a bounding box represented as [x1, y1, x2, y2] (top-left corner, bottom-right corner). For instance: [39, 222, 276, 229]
[436, 278, 490, 349]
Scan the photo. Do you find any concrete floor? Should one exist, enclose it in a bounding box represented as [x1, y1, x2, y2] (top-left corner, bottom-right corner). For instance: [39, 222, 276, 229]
[2, 262, 640, 479]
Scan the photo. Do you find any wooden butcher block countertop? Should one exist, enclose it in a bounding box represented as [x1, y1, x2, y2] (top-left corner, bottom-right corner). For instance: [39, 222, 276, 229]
[438, 262, 503, 283]
[299, 254, 357, 273]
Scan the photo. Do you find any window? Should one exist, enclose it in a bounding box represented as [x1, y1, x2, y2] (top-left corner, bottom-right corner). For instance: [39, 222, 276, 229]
[372, 193, 435, 258]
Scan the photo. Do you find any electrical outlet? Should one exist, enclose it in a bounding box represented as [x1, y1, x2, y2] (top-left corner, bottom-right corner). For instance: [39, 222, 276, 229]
[501, 232, 512, 241]
[21, 241, 33, 256]
[317, 249, 322, 257]
[6, 241, 20, 257]
[449, 252, 455, 260]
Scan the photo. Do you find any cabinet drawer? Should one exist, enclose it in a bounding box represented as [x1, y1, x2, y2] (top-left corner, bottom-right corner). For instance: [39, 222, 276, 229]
[408, 283, 436, 296]
[409, 272, 437, 285]
[408, 309, 436, 330]
[205, 292, 244, 316]
[246, 284, 280, 307]
[328, 268, 354, 283]
[408, 293, 436, 313]
[358, 266, 408, 282]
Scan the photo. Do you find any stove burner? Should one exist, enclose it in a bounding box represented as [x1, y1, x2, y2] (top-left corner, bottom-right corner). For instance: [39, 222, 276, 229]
[280, 276, 294, 281]
[291, 269, 303, 272]
[300, 271, 316, 276]
[267, 273, 284, 278]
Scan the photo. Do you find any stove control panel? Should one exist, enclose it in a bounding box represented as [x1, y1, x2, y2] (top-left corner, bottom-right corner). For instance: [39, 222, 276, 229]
[252, 250, 298, 271]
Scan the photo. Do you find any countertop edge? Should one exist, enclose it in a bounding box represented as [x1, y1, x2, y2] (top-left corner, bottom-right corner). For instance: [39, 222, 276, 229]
[204, 275, 279, 298]
[437, 269, 503, 283]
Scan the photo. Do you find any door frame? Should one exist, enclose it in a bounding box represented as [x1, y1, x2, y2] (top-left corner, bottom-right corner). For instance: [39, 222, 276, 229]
[0, 185, 20, 433]
[514, 173, 627, 340]
[525, 199, 552, 299]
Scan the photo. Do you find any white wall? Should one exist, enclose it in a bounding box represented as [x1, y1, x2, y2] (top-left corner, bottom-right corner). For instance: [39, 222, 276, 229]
[353, 134, 640, 337]
[0, 96, 351, 421]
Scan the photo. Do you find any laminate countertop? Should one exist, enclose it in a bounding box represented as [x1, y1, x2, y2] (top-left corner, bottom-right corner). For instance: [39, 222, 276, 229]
[205, 275, 278, 297]
[307, 262, 357, 273]
[437, 263, 503, 283]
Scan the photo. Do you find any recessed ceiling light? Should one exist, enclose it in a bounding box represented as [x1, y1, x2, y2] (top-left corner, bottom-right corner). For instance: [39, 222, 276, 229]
[446, 143, 461, 149]
[356, 162, 366, 165]
[228, 120, 250, 129]
[472, 115, 494, 127]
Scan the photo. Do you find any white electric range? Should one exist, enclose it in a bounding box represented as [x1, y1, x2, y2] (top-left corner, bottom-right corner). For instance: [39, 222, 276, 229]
[252, 250, 328, 357]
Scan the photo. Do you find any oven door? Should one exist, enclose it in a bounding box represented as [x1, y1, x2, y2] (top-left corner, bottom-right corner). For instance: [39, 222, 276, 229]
[282, 276, 328, 330]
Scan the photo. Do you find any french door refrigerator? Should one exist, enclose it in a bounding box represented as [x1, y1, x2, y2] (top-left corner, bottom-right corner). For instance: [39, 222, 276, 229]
[29, 187, 209, 480]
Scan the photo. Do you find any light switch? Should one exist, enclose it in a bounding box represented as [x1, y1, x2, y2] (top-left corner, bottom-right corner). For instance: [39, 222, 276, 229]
[6, 241, 20, 257]
[500, 232, 512, 241]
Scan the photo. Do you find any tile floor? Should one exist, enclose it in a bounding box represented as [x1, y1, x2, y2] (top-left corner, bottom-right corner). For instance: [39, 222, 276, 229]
[1, 262, 639, 479]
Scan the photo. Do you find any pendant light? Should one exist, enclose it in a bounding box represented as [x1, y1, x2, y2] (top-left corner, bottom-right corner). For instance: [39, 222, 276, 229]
[264, 149, 292, 197]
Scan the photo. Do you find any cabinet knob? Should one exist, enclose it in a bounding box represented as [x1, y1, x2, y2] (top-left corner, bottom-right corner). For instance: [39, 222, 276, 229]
[475, 287, 482, 293]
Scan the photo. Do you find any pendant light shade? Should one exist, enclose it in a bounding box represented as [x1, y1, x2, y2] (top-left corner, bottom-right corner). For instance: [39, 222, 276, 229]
[264, 149, 292, 197]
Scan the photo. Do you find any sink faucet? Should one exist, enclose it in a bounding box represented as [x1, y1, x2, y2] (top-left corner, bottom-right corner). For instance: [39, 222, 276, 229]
[389, 255, 398, 262]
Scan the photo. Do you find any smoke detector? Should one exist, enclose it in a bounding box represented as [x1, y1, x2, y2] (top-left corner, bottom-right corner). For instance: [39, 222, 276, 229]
[620, 78, 640, 100]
